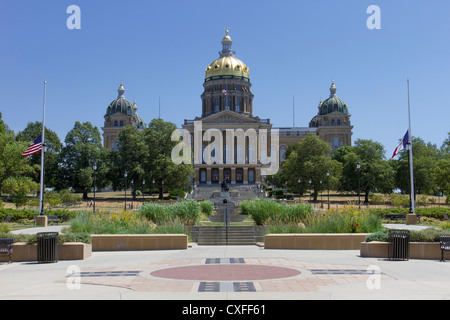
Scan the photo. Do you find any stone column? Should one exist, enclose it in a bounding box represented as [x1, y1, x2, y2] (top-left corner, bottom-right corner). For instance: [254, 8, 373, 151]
[243, 167, 248, 185]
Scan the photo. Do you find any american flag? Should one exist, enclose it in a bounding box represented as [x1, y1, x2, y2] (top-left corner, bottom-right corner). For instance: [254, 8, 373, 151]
[22, 135, 43, 157]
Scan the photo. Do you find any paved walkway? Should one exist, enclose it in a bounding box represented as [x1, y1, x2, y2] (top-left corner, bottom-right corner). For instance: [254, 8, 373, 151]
[1, 244, 450, 300]
[2, 224, 449, 302]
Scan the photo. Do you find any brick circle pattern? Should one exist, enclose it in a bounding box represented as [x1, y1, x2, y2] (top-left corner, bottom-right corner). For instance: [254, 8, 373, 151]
[150, 264, 301, 281]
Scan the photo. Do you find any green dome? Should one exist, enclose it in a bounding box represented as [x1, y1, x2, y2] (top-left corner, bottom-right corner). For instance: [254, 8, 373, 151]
[106, 82, 136, 116]
[319, 81, 349, 115]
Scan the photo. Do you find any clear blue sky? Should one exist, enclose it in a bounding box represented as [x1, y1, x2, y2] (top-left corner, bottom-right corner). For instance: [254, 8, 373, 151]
[1, 0, 449, 157]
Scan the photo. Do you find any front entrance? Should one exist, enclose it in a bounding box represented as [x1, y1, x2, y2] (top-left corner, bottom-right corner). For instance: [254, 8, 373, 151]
[224, 169, 231, 183]
[236, 169, 243, 183]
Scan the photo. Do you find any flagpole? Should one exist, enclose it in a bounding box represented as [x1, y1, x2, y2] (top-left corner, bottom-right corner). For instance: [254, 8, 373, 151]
[39, 79, 47, 216]
[407, 78, 415, 215]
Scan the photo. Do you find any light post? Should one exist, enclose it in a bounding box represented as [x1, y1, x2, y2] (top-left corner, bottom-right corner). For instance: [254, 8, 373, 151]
[327, 170, 330, 209]
[357, 161, 361, 209]
[309, 178, 312, 203]
[298, 177, 301, 203]
[142, 179, 145, 202]
[93, 163, 97, 214]
[124, 171, 128, 211]
[320, 180, 323, 208]
[161, 180, 164, 200]
[152, 179, 155, 200]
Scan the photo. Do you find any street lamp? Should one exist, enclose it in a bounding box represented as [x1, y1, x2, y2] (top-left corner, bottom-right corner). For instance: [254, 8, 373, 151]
[142, 179, 145, 202]
[93, 163, 97, 214]
[298, 178, 301, 203]
[152, 179, 155, 200]
[124, 171, 128, 211]
[357, 161, 361, 209]
[309, 178, 312, 203]
[327, 170, 330, 209]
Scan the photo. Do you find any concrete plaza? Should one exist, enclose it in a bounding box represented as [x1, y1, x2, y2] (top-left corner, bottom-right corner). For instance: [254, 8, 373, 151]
[1, 239, 450, 300]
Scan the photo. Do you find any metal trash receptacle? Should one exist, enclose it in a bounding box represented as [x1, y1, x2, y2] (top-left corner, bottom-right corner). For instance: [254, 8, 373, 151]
[37, 232, 58, 263]
[388, 229, 410, 261]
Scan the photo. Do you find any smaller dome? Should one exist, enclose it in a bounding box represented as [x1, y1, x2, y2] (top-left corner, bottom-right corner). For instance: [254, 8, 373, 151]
[106, 82, 135, 116]
[319, 81, 349, 115]
[309, 115, 319, 128]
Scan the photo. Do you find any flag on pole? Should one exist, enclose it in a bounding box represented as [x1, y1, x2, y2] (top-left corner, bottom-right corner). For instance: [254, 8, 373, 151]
[22, 134, 43, 157]
[391, 131, 409, 158]
[222, 89, 227, 95]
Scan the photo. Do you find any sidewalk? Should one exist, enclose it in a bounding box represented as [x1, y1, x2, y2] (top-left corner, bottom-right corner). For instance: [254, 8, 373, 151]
[1, 224, 449, 300]
[1, 243, 450, 300]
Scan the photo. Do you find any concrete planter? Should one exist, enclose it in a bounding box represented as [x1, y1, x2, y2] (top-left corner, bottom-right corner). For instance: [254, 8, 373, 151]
[264, 233, 371, 250]
[360, 241, 443, 260]
[1, 242, 92, 263]
[91, 234, 188, 251]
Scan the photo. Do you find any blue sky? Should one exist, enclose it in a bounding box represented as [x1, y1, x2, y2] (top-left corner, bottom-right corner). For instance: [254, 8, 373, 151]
[1, 0, 449, 157]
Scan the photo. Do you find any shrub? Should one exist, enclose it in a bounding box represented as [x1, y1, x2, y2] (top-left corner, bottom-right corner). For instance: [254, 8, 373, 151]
[199, 201, 214, 215]
[240, 199, 313, 225]
[305, 206, 382, 234]
[366, 228, 450, 242]
[139, 199, 201, 226]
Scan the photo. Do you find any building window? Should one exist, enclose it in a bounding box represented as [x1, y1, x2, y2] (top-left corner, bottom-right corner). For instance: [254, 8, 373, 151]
[280, 146, 287, 165]
[114, 120, 118, 127]
[236, 98, 241, 112]
[225, 96, 230, 110]
[214, 98, 219, 112]
[334, 137, 339, 149]
[120, 120, 124, 127]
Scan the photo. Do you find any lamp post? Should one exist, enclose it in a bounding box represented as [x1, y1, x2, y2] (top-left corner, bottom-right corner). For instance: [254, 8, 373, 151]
[357, 161, 361, 209]
[298, 177, 301, 203]
[93, 163, 97, 214]
[152, 179, 155, 200]
[142, 179, 145, 202]
[309, 178, 312, 203]
[327, 170, 330, 209]
[124, 171, 128, 211]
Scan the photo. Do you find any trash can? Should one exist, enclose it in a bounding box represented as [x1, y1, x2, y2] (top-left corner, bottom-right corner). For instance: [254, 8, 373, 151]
[37, 232, 58, 263]
[388, 229, 410, 261]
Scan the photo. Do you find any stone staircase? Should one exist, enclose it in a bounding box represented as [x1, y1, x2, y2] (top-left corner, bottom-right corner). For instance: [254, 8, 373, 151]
[191, 225, 265, 246]
[189, 185, 265, 246]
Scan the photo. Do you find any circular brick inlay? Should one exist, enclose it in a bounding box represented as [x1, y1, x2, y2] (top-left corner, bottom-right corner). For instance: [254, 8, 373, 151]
[150, 264, 301, 281]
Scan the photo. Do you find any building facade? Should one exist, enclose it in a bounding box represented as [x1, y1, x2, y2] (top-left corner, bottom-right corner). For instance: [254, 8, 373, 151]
[102, 82, 146, 151]
[101, 30, 353, 185]
[183, 30, 353, 185]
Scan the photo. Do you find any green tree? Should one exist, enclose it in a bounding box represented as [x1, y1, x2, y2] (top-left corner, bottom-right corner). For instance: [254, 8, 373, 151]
[3, 176, 39, 208]
[58, 121, 108, 199]
[143, 119, 194, 199]
[340, 139, 394, 203]
[395, 137, 441, 195]
[15, 121, 62, 189]
[110, 125, 149, 198]
[0, 131, 37, 196]
[282, 133, 341, 201]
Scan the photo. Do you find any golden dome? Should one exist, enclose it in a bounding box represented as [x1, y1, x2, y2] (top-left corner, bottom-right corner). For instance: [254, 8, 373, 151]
[204, 31, 250, 82]
[205, 56, 249, 82]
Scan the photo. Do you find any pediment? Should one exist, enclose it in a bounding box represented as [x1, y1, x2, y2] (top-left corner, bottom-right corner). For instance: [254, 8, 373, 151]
[200, 110, 261, 124]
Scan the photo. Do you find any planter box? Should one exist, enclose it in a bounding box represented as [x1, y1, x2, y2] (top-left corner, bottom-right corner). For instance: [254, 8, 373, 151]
[0, 242, 92, 263]
[91, 234, 188, 251]
[360, 241, 443, 260]
[264, 233, 371, 250]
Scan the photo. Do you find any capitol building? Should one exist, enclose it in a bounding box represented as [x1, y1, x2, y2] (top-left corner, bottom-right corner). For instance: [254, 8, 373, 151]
[102, 30, 353, 185]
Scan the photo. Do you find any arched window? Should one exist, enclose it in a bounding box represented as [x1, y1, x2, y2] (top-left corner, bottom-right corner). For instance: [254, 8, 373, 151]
[200, 170, 207, 183]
